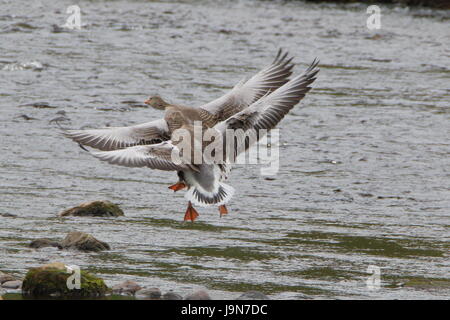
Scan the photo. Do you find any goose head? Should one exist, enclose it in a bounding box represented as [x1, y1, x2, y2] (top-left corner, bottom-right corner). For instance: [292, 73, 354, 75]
[144, 95, 169, 110]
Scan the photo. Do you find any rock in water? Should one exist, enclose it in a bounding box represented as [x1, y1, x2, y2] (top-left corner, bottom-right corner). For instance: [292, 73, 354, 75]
[135, 287, 161, 300]
[112, 280, 142, 295]
[236, 291, 269, 300]
[22, 262, 108, 298]
[59, 200, 124, 217]
[184, 289, 211, 300]
[162, 291, 183, 300]
[61, 232, 110, 252]
[2, 280, 22, 289]
[29, 238, 62, 249]
[0, 273, 16, 284]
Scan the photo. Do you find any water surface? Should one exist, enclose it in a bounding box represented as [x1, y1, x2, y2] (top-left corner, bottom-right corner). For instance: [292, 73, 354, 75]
[0, 0, 449, 299]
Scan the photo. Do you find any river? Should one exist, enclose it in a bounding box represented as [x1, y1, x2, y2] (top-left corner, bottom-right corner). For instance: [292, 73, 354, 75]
[0, 0, 449, 299]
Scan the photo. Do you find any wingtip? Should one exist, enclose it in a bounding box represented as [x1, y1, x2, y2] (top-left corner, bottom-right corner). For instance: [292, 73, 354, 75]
[273, 48, 293, 66]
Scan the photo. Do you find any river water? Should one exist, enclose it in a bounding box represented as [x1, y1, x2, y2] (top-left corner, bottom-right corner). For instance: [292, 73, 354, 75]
[0, 0, 449, 299]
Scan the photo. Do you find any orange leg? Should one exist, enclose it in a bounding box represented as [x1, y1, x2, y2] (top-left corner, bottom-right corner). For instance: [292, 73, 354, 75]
[219, 205, 228, 217]
[168, 182, 186, 192]
[184, 201, 199, 222]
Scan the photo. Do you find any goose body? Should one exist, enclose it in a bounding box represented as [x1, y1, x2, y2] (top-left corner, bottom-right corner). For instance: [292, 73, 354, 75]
[64, 50, 319, 221]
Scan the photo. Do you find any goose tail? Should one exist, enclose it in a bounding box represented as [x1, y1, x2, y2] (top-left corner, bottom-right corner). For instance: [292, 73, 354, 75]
[184, 182, 235, 207]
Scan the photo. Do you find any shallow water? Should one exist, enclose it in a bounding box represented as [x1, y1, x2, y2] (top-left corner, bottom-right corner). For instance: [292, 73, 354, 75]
[0, 0, 449, 299]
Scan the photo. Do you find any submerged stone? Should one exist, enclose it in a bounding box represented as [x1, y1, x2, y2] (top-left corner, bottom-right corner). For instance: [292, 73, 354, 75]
[162, 291, 183, 300]
[29, 238, 62, 249]
[59, 200, 124, 217]
[61, 231, 110, 252]
[184, 289, 211, 300]
[22, 262, 108, 298]
[135, 287, 161, 300]
[112, 280, 142, 295]
[2, 280, 22, 289]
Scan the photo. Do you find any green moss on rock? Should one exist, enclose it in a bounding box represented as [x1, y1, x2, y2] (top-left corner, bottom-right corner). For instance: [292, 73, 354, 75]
[22, 263, 108, 298]
[59, 200, 124, 217]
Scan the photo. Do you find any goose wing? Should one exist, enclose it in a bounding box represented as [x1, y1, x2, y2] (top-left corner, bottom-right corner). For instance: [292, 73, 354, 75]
[89, 142, 198, 172]
[198, 49, 295, 121]
[63, 118, 170, 151]
[215, 59, 320, 161]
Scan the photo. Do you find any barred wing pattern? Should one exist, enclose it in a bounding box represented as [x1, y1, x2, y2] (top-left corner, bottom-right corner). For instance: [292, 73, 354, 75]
[63, 119, 170, 151]
[215, 59, 320, 161]
[199, 49, 295, 121]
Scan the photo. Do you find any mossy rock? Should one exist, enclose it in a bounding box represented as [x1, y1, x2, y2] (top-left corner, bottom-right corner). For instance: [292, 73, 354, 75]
[22, 263, 108, 298]
[59, 200, 124, 217]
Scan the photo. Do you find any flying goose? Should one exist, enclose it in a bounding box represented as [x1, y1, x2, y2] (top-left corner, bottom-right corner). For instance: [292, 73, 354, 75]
[88, 59, 320, 221]
[63, 49, 294, 151]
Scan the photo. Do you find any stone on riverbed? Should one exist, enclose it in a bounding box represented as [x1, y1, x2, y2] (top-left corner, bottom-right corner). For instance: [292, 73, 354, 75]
[2, 280, 22, 290]
[61, 231, 110, 252]
[135, 287, 161, 300]
[22, 262, 108, 298]
[29, 238, 62, 249]
[112, 280, 142, 295]
[0, 273, 16, 284]
[236, 291, 270, 300]
[162, 290, 183, 300]
[59, 200, 124, 217]
[184, 289, 211, 300]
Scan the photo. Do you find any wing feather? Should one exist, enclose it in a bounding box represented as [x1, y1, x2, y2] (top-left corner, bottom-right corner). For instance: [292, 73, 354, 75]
[199, 49, 295, 121]
[216, 58, 320, 160]
[63, 118, 170, 151]
[90, 142, 196, 172]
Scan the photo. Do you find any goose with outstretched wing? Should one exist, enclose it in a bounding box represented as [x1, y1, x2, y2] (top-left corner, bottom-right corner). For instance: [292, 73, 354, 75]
[87, 59, 319, 221]
[63, 49, 295, 151]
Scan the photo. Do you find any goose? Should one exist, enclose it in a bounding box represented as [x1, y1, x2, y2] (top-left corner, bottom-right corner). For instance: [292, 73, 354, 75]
[87, 59, 320, 221]
[63, 49, 294, 151]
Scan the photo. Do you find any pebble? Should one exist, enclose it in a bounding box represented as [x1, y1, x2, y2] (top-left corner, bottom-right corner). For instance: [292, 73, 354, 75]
[184, 289, 211, 300]
[112, 280, 142, 295]
[2, 280, 22, 289]
[0, 213, 17, 218]
[135, 287, 161, 300]
[0, 274, 16, 284]
[162, 291, 183, 300]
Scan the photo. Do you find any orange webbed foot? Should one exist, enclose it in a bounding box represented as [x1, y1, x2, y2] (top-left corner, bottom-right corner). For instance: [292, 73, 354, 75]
[169, 182, 186, 192]
[219, 205, 228, 217]
[184, 201, 199, 222]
